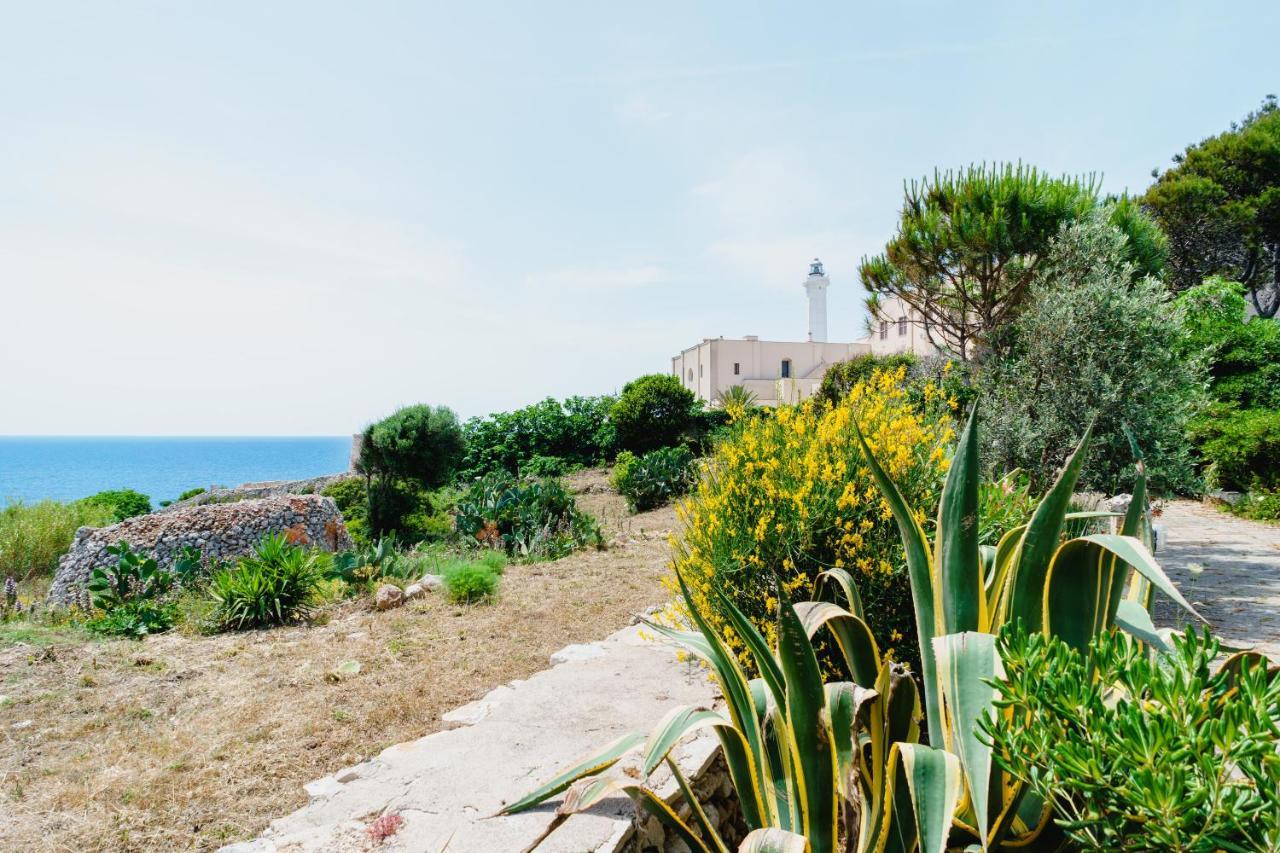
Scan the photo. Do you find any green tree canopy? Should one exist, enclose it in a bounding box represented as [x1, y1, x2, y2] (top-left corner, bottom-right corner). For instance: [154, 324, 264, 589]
[860, 164, 1166, 359]
[359, 404, 465, 488]
[610, 374, 696, 455]
[1144, 95, 1280, 317]
[979, 213, 1201, 495]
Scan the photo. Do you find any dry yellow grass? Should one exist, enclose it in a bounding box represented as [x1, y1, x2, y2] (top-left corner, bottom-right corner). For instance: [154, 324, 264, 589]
[0, 470, 677, 852]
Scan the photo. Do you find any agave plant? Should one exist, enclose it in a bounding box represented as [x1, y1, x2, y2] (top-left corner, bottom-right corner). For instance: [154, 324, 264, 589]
[502, 567, 963, 853]
[853, 406, 1204, 849]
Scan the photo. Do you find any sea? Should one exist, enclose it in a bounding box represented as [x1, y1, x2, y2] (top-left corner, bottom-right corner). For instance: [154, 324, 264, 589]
[0, 437, 352, 505]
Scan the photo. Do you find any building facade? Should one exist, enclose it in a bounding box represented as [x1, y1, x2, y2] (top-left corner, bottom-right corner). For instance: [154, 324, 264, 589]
[671, 259, 942, 407]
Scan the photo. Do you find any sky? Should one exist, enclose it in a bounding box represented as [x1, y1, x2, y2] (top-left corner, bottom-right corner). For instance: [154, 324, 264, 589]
[1, 2, 1276, 435]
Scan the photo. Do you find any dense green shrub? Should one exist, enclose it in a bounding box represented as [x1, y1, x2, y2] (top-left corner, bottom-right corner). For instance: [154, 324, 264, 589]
[442, 561, 499, 604]
[460, 396, 616, 479]
[1231, 487, 1280, 522]
[610, 374, 697, 455]
[1177, 278, 1280, 410]
[177, 486, 207, 502]
[321, 476, 369, 544]
[84, 542, 200, 637]
[360, 404, 465, 488]
[78, 488, 152, 521]
[977, 470, 1038, 546]
[208, 534, 328, 629]
[814, 352, 917, 406]
[1192, 406, 1280, 491]
[611, 447, 694, 512]
[0, 499, 115, 580]
[454, 472, 601, 560]
[980, 213, 1203, 495]
[983, 627, 1280, 851]
[520, 454, 571, 478]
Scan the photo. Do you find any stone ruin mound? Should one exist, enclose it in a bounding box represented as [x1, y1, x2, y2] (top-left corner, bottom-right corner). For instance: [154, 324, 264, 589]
[47, 494, 353, 606]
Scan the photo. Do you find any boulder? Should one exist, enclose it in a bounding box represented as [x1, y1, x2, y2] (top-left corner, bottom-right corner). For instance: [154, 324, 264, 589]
[418, 574, 444, 591]
[403, 583, 426, 601]
[375, 584, 404, 611]
[47, 495, 353, 606]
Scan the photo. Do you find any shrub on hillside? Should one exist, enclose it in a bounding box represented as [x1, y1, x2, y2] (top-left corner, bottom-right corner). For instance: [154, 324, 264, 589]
[668, 366, 952, 676]
[1176, 277, 1280, 411]
[360, 404, 465, 488]
[610, 374, 697, 455]
[1192, 406, 1280, 491]
[454, 472, 601, 560]
[611, 446, 694, 512]
[84, 542, 201, 638]
[208, 534, 328, 629]
[442, 561, 499, 604]
[814, 352, 917, 406]
[980, 213, 1203, 495]
[460, 396, 616, 479]
[321, 477, 370, 545]
[78, 488, 151, 522]
[0, 499, 115, 581]
[983, 627, 1280, 851]
[177, 486, 207, 502]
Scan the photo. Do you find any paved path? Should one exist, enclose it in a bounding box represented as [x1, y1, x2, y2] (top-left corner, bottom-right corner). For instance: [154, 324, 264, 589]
[222, 625, 717, 853]
[1154, 500, 1280, 662]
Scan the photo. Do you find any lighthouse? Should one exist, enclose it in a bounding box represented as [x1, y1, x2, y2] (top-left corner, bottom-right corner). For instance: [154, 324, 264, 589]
[804, 257, 829, 342]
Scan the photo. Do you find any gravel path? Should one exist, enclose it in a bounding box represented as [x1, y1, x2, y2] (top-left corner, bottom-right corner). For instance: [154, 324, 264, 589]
[1154, 500, 1280, 662]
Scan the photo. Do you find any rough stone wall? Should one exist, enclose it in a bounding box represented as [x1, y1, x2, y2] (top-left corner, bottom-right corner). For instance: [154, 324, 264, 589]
[160, 473, 356, 513]
[627, 749, 745, 851]
[48, 494, 353, 605]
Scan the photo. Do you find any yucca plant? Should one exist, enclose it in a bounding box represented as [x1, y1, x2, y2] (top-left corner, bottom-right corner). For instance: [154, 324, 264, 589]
[208, 534, 327, 629]
[853, 406, 1204, 849]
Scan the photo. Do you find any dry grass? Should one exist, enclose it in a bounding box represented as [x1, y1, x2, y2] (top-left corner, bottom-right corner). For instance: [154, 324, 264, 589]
[0, 470, 678, 852]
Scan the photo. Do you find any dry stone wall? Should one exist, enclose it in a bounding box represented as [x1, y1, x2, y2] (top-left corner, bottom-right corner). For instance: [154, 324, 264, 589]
[48, 494, 352, 605]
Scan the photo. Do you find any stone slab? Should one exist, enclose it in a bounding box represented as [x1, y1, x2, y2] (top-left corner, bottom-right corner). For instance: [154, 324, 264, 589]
[226, 625, 717, 852]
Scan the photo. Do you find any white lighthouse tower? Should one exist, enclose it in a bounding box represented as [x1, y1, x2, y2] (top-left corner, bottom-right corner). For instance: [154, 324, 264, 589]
[804, 257, 829, 342]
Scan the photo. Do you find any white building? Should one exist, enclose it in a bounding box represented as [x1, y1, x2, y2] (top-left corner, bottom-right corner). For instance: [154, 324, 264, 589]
[671, 259, 941, 407]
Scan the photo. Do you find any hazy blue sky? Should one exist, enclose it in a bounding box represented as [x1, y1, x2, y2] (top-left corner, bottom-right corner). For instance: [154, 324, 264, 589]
[2, 2, 1275, 434]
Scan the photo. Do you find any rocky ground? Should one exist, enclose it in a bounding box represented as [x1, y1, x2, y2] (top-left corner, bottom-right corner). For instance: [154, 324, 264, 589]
[0, 470, 678, 853]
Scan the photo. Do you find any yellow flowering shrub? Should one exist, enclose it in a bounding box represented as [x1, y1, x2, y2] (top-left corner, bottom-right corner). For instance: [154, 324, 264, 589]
[666, 366, 953, 677]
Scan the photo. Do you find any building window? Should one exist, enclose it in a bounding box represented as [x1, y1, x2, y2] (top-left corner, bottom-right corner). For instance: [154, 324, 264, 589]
[699, 363, 703, 377]
[781, 359, 792, 379]
[733, 362, 740, 375]
[687, 369, 693, 382]
[879, 320, 888, 340]
[898, 317, 907, 336]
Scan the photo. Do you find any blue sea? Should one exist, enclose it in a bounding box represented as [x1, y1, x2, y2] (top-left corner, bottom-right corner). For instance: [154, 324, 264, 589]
[0, 437, 352, 505]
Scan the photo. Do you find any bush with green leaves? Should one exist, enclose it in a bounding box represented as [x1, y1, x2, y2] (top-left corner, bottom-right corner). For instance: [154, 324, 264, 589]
[1230, 487, 1280, 521]
[208, 534, 328, 630]
[611, 446, 694, 512]
[78, 488, 152, 522]
[610, 374, 697, 455]
[442, 560, 499, 604]
[454, 472, 601, 560]
[460, 396, 616, 479]
[1192, 405, 1280, 492]
[982, 626, 1280, 852]
[84, 542, 201, 638]
[1177, 277, 1280, 411]
[0, 498, 114, 580]
[359, 404, 465, 488]
[979, 212, 1203, 495]
[814, 352, 917, 407]
[177, 486, 207, 502]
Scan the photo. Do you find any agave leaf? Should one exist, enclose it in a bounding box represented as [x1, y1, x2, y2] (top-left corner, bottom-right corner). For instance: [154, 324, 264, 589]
[851, 417, 943, 746]
[632, 785, 715, 853]
[1114, 599, 1172, 653]
[936, 405, 984, 634]
[824, 681, 878, 796]
[642, 706, 732, 776]
[794, 601, 881, 688]
[1042, 538, 1131, 653]
[764, 701, 796, 832]
[933, 632, 1000, 851]
[499, 732, 644, 814]
[776, 583, 838, 853]
[880, 743, 962, 853]
[715, 588, 787, 710]
[1004, 423, 1092, 629]
[816, 567, 866, 620]
[672, 570, 772, 829]
[1080, 534, 1202, 622]
[739, 827, 809, 853]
